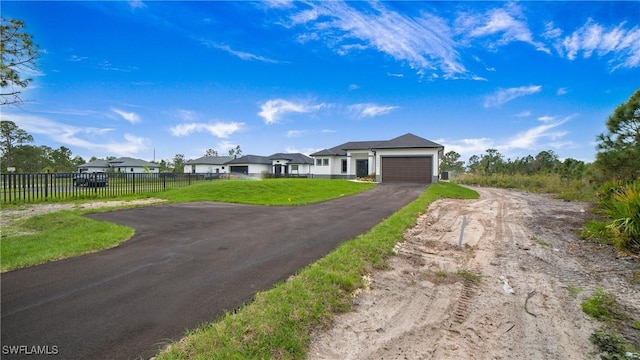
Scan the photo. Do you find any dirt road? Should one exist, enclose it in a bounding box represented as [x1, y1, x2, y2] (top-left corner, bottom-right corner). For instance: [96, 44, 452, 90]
[308, 187, 640, 359]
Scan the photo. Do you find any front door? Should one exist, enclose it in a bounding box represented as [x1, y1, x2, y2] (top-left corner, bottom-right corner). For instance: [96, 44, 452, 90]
[356, 159, 368, 178]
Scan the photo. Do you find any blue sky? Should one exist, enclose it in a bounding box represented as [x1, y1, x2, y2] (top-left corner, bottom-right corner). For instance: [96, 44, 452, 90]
[2, 1, 638, 165]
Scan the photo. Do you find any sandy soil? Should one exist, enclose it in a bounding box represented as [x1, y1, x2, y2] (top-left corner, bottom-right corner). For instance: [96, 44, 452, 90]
[308, 186, 640, 360]
[0, 198, 166, 228]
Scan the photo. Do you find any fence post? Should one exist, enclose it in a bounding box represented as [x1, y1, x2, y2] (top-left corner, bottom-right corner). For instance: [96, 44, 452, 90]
[45, 174, 49, 199]
[132, 173, 136, 193]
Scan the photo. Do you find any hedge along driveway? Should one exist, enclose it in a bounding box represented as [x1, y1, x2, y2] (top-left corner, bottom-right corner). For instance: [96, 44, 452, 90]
[1, 183, 426, 360]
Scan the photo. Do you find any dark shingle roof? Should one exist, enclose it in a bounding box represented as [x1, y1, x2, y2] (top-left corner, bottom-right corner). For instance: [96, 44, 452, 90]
[269, 153, 313, 164]
[310, 133, 442, 156]
[225, 155, 272, 165]
[108, 157, 157, 167]
[185, 156, 233, 165]
[374, 133, 443, 149]
[78, 159, 110, 168]
[79, 157, 157, 168]
[311, 141, 383, 156]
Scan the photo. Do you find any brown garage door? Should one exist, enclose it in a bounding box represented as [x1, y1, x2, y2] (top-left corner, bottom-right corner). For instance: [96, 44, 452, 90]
[381, 156, 432, 183]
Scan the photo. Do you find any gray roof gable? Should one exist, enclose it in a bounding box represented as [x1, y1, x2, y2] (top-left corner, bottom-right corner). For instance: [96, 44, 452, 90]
[185, 156, 233, 165]
[310, 133, 442, 157]
[311, 140, 383, 156]
[79, 157, 157, 168]
[78, 159, 110, 168]
[225, 155, 272, 165]
[108, 157, 157, 168]
[269, 153, 313, 164]
[375, 133, 443, 149]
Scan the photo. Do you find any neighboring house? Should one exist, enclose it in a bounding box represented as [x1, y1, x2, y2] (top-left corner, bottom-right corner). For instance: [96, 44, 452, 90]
[184, 156, 233, 174]
[225, 155, 272, 178]
[268, 153, 314, 177]
[107, 157, 159, 173]
[310, 133, 444, 183]
[78, 157, 159, 174]
[77, 159, 110, 173]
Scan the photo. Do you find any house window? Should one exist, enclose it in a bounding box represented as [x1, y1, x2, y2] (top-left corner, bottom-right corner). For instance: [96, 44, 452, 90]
[291, 164, 299, 171]
[316, 159, 322, 166]
[341, 159, 347, 173]
[323, 159, 329, 166]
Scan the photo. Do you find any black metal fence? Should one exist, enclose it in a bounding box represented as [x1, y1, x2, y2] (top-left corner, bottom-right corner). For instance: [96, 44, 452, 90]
[0, 172, 206, 204]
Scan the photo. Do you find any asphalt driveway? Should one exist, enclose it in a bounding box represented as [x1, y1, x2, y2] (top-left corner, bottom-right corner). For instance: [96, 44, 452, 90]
[1, 183, 425, 359]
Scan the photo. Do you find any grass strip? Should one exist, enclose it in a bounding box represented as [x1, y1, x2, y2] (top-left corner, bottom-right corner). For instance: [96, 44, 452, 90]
[1, 211, 134, 272]
[157, 182, 479, 359]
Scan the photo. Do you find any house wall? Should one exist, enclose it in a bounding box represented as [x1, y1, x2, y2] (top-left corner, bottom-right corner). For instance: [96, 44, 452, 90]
[184, 164, 228, 174]
[283, 163, 312, 176]
[311, 156, 347, 179]
[346, 150, 376, 178]
[111, 166, 159, 174]
[78, 166, 109, 173]
[374, 148, 440, 183]
[229, 164, 271, 178]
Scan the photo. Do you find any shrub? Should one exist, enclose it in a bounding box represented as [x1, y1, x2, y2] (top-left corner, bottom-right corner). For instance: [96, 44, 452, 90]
[581, 288, 619, 321]
[598, 180, 640, 252]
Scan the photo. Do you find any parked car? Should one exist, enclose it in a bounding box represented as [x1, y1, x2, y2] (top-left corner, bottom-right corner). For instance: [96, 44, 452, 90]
[73, 172, 109, 187]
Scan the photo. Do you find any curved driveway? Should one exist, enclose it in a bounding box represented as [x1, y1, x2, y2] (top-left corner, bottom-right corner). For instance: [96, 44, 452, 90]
[1, 183, 425, 359]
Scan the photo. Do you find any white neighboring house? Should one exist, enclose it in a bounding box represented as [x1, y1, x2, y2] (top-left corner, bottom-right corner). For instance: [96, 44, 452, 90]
[77, 159, 110, 173]
[310, 133, 444, 183]
[225, 155, 272, 178]
[184, 156, 233, 174]
[268, 153, 314, 177]
[78, 157, 159, 174]
[107, 157, 159, 173]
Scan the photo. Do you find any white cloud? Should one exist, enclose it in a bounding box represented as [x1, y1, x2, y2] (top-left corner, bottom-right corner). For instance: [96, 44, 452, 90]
[111, 108, 141, 124]
[438, 114, 575, 160]
[348, 103, 399, 118]
[205, 42, 280, 63]
[348, 84, 360, 90]
[258, 98, 326, 124]
[438, 137, 495, 160]
[128, 1, 146, 9]
[286, 130, 308, 138]
[556, 88, 568, 95]
[504, 115, 573, 150]
[3, 112, 148, 157]
[515, 110, 531, 118]
[176, 109, 198, 122]
[169, 122, 244, 138]
[284, 1, 466, 77]
[217, 141, 236, 152]
[555, 19, 640, 70]
[387, 72, 404, 78]
[483, 85, 542, 108]
[456, 4, 550, 53]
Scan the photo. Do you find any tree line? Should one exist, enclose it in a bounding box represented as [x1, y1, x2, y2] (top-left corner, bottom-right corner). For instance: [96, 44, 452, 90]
[441, 88, 639, 185]
[0, 120, 244, 174]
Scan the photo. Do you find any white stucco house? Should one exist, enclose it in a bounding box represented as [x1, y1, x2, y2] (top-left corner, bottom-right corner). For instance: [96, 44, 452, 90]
[310, 133, 444, 183]
[78, 157, 159, 174]
[225, 155, 272, 178]
[77, 159, 110, 173]
[222, 153, 314, 178]
[184, 156, 233, 174]
[268, 153, 313, 177]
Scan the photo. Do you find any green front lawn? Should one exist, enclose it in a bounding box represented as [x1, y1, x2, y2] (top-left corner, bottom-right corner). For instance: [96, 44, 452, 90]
[156, 178, 376, 205]
[1, 179, 375, 271]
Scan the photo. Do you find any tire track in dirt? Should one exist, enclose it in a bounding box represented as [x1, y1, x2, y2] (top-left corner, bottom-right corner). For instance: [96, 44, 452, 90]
[308, 187, 639, 360]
